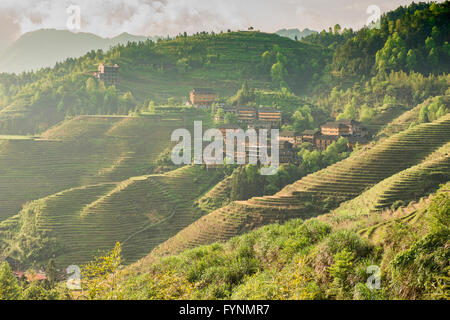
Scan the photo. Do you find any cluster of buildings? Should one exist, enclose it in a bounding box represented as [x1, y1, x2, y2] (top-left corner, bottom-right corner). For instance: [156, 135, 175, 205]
[280, 119, 368, 151]
[189, 88, 282, 129]
[211, 124, 295, 166]
[216, 106, 282, 128]
[189, 89, 369, 166]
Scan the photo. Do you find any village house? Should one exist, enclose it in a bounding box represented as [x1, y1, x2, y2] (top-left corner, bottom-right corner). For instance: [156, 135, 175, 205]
[13, 270, 47, 283]
[190, 88, 217, 107]
[300, 129, 320, 145]
[320, 122, 350, 136]
[298, 119, 368, 151]
[314, 135, 339, 150]
[336, 119, 367, 137]
[279, 141, 295, 164]
[236, 106, 258, 123]
[97, 64, 119, 86]
[279, 131, 298, 145]
[215, 105, 282, 128]
[257, 108, 282, 127]
[217, 124, 241, 138]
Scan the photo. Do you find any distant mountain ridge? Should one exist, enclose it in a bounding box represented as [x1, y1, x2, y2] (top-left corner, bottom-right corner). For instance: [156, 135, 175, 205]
[275, 28, 317, 40]
[0, 29, 158, 74]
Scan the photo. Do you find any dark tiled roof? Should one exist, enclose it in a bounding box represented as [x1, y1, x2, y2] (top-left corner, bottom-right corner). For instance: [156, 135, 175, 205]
[321, 122, 348, 129]
[316, 135, 339, 141]
[236, 106, 257, 112]
[280, 131, 297, 137]
[258, 108, 281, 113]
[302, 129, 319, 135]
[221, 106, 237, 111]
[192, 88, 216, 94]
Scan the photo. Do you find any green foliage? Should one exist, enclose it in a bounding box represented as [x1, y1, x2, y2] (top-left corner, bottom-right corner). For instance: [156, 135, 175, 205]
[327, 249, 355, 297]
[333, 1, 450, 79]
[418, 96, 448, 123]
[298, 137, 351, 173]
[229, 164, 303, 201]
[427, 191, 449, 234]
[0, 262, 21, 300]
[21, 281, 60, 300]
[376, 32, 407, 73]
[229, 81, 255, 106]
[81, 242, 122, 300]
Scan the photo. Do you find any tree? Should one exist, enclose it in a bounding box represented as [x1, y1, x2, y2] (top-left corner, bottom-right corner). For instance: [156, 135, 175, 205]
[215, 108, 225, 123]
[271, 62, 287, 88]
[427, 47, 439, 69]
[148, 100, 156, 114]
[104, 86, 118, 114]
[376, 32, 407, 73]
[224, 112, 239, 125]
[232, 81, 255, 105]
[46, 259, 57, 286]
[334, 24, 341, 35]
[81, 242, 122, 300]
[337, 103, 356, 120]
[0, 262, 21, 300]
[419, 105, 429, 123]
[86, 78, 97, 92]
[406, 49, 418, 70]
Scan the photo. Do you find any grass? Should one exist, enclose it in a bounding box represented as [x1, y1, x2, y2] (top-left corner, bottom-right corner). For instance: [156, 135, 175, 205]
[114, 182, 448, 300]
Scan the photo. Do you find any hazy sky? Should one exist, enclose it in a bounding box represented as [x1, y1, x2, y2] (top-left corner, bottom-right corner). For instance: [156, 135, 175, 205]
[0, 0, 438, 47]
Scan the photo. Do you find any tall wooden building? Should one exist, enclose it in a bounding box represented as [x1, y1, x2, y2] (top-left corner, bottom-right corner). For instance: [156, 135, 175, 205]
[97, 64, 119, 86]
[257, 108, 282, 127]
[236, 107, 257, 123]
[190, 88, 217, 106]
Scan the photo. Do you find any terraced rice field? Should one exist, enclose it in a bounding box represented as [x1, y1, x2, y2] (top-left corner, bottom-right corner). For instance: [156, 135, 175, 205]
[328, 142, 450, 219]
[0, 165, 223, 267]
[196, 175, 232, 212]
[147, 114, 450, 257]
[0, 115, 204, 222]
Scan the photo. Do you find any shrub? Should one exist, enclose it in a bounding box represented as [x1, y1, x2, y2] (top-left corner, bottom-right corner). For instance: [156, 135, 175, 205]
[391, 200, 406, 211]
[427, 192, 449, 233]
[389, 231, 449, 299]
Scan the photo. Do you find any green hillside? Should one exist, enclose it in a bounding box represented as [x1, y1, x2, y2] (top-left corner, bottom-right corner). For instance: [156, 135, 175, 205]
[0, 165, 223, 267]
[146, 113, 450, 258]
[107, 183, 449, 300]
[0, 31, 329, 135]
[0, 113, 209, 222]
[0, 1, 448, 301]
